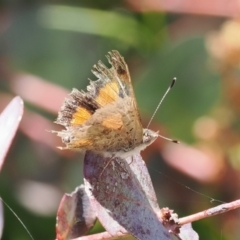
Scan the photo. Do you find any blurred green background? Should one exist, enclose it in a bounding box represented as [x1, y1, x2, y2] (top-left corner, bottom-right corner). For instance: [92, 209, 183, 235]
[1, 1, 240, 239]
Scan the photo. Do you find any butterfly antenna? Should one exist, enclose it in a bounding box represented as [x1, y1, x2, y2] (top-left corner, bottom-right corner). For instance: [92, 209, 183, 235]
[158, 133, 180, 144]
[0, 198, 34, 240]
[147, 77, 177, 129]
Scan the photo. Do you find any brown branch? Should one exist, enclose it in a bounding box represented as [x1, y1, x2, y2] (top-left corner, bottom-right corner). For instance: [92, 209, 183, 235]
[72, 231, 130, 240]
[74, 199, 240, 240]
[178, 199, 240, 225]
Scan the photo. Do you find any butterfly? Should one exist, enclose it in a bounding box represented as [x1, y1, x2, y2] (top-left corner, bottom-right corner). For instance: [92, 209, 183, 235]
[55, 50, 176, 158]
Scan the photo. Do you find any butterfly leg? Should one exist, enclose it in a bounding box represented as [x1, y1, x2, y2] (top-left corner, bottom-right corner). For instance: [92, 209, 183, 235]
[98, 155, 131, 180]
[127, 156, 134, 165]
[98, 155, 115, 180]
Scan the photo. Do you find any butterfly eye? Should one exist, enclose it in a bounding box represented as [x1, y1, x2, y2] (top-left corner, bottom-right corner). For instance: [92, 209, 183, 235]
[142, 129, 158, 146]
[142, 132, 148, 142]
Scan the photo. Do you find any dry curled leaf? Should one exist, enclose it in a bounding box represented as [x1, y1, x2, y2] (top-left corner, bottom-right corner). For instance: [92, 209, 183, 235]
[56, 185, 96, 240]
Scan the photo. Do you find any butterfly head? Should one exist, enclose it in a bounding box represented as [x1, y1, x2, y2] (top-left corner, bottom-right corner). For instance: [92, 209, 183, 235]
[142, 129, 159, 147]
[142, 128, 179, 148]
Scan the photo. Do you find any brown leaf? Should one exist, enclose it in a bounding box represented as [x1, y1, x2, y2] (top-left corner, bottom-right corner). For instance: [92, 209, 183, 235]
[84, 151, 172, 240]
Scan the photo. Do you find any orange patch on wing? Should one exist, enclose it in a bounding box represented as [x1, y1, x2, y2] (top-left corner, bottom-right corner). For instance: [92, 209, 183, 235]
[70, 107, 92, 126]
[75, 139, 93, 148]
[96, 82, 119, 106]
[102, 113, 123, 130]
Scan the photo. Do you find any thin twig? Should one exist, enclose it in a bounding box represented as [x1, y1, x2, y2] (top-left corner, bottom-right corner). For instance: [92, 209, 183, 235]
[178, 199, 240, 225]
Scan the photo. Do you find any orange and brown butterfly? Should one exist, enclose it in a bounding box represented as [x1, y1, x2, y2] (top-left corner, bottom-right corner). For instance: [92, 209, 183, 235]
[54, 50, 159, 158]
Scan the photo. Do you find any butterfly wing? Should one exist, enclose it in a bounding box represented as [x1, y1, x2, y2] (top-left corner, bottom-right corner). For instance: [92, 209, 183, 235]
[55, 50, 143, 152]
